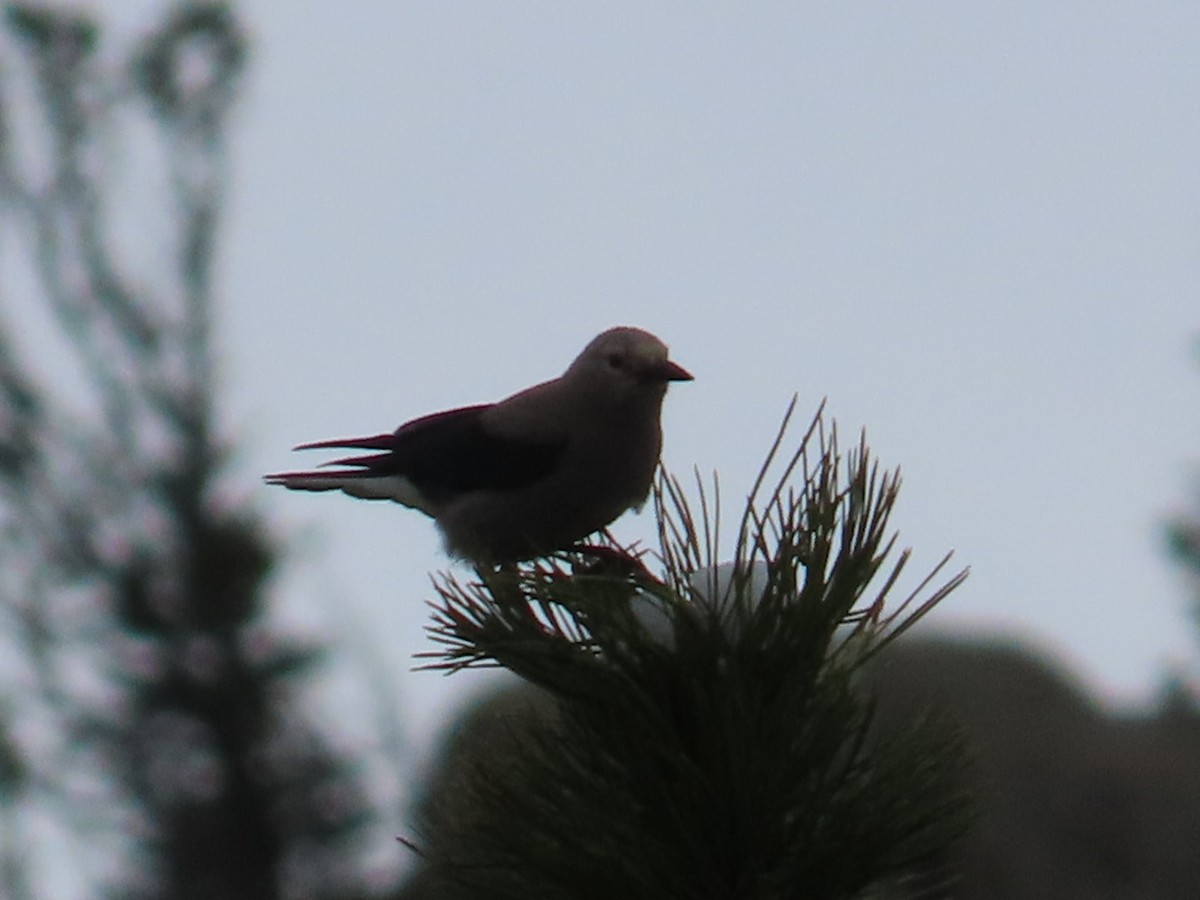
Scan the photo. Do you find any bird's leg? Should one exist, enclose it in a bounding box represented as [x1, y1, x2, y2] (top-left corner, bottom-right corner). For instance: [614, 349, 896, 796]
[473, 560, 521, 601]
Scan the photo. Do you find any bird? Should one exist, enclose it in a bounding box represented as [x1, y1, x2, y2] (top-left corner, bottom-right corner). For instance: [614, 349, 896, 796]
[264, 326, 692, 563]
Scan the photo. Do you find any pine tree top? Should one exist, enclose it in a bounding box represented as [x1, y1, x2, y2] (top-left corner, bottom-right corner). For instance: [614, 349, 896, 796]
[418, 399, 972, 900]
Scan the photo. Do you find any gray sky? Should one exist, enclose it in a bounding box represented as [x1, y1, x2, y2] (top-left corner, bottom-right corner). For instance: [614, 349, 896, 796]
[93, 1, 1200, 745]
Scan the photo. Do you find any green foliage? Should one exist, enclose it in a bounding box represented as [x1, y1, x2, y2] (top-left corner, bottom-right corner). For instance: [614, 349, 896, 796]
[421, 401, 971, 900]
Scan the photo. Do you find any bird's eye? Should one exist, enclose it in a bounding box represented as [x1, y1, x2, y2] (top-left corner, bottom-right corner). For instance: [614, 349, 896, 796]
[605, 353, 623, 369]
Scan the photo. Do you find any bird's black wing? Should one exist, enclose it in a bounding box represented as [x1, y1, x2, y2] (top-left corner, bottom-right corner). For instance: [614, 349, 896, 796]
[286, 404, 566, 502]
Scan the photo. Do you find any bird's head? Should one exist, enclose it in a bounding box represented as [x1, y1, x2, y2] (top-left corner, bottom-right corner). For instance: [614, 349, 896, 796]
[566, 327, 693, 403]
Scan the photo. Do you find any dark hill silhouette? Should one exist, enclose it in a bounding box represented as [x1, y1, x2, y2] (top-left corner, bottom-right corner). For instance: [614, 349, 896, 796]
[400, 636, 1200, 900]
[873, 638, 1200, 900]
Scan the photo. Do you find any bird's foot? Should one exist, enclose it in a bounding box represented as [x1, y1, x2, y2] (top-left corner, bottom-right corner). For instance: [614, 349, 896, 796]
[565, 542, 662, 587]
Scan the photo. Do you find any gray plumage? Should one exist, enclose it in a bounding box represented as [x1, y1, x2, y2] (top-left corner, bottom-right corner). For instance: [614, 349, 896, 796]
[265, 327, 692, 562]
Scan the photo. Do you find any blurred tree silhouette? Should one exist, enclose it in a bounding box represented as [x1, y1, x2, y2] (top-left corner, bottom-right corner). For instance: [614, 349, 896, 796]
[1166, 345, 1200, 710]
[1166, 345, 1200, 687]
[0, 3, 396, 898]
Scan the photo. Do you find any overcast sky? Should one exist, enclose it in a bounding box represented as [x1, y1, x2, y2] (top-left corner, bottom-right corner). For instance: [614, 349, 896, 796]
[81, 1, 1200, 747]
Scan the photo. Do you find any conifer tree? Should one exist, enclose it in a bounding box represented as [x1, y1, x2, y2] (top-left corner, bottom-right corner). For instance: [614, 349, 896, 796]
[412, 401, 972, 900]
[0, 3, 395, 897]
[1166, 347, 1200, 694]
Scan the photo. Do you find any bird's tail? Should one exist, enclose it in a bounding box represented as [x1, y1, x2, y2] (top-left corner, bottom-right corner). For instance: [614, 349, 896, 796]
[264, 432, 427, 506]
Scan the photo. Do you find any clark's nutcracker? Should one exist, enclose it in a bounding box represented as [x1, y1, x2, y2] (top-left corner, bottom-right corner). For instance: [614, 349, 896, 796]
[265, 327, 692, 562]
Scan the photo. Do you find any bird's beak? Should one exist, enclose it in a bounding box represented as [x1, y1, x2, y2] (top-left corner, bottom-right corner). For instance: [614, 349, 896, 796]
[650, 359, 694, 383]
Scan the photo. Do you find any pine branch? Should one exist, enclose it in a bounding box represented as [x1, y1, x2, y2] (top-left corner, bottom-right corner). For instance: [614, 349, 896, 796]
[420, 401, 972, 900]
